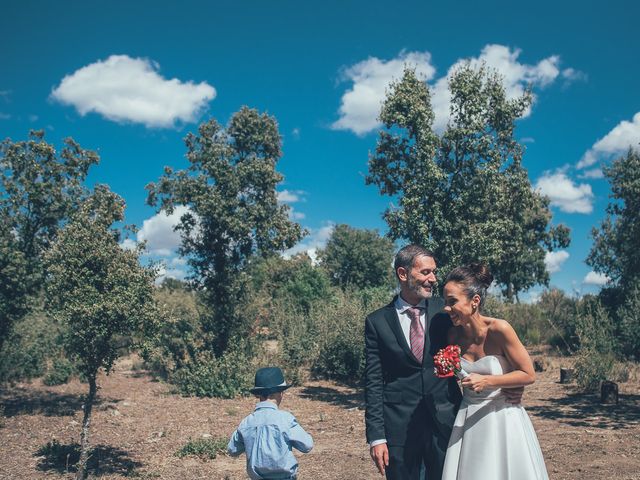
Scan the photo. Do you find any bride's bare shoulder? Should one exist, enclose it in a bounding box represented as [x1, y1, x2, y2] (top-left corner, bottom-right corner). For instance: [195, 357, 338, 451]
[486, 317, 513, 333]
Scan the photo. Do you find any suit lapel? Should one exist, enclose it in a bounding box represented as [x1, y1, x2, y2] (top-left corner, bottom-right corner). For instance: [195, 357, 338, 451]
[384, 298, 421, 366]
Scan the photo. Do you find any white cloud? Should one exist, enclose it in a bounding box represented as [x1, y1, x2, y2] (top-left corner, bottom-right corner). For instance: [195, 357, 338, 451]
[0, 113, 10, 120]
[430, 45, 565, 131]
[155, 263, 188, 284]
[331, 51, 436, 135]
[277, 189, 306, 221]
[578, 112, 640, 169]
[535, 171, 594, 213]
[284, 222, 335, 263]
[136, 205, 192, 256]
[578, 168, 604, 179]
[545, 250, 569, 274]
[334, 45, 572, 135]
[561, 67, 588, 83]
[120, 238, 138, 251]
[277, 189, 305, 203]
[583, 271, 610, 286]
[50, 55, 216, 128]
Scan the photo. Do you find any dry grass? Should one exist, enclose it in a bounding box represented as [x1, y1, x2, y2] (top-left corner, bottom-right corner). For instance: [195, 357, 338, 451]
[1, 351, 638, 480]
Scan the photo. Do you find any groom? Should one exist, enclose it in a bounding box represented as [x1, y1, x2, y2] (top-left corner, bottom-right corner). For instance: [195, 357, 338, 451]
[365, 245, 461, 479]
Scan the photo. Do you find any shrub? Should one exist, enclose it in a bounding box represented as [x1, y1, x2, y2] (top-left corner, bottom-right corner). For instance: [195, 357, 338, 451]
[573, 297, 617, 391]
[616, 282, 640, 360]
[0, 307, 63, 383]
[170, 343, 254, 398]
[43, 358, 76, 386]
[175, 437, 228, 460]
[311, 288, 389, 383]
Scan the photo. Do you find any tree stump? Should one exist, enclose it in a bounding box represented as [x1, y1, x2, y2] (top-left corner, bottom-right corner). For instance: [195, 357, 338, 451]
[533, 359, 545, 372]
[560, 368, 574, 383]
[601, 380, 619, 404]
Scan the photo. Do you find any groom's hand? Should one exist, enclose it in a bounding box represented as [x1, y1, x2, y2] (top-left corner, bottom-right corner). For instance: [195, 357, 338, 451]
[503, 386, 524, 404]
[370, 443, 389, 476]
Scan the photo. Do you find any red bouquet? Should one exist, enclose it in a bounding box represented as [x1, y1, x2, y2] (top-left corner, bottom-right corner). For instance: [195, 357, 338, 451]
[433, 345, 468, 379]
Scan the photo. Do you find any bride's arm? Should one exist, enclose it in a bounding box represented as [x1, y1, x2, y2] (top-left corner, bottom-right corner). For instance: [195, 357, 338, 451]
[461, 319, 535, 392]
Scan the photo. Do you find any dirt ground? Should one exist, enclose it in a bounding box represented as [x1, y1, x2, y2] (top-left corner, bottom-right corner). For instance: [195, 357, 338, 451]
[1, 352, 639, 480]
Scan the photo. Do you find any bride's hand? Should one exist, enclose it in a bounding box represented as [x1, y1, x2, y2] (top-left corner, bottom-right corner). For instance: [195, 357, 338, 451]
[461, 373, 489, 392]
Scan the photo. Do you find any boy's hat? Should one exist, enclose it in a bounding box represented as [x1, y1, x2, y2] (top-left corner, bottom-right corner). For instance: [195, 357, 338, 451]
[250, 367, 291, 395]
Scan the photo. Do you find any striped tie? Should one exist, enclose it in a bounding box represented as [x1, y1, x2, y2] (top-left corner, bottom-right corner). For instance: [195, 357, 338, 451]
[407, 307, 424, 363]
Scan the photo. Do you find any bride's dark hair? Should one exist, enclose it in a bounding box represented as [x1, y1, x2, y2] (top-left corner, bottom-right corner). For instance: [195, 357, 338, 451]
[444, 263, 493, 310]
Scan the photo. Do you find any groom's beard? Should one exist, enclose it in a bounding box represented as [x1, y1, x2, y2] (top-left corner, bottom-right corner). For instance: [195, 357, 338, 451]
[407, 276, 434, 299]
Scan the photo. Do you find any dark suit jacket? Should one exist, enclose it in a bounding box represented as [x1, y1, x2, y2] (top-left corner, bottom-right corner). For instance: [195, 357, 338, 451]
[364, 296, 462, 447]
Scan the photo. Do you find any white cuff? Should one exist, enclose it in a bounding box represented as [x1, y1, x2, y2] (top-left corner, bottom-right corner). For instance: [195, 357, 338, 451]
[370, 439, 387, 447]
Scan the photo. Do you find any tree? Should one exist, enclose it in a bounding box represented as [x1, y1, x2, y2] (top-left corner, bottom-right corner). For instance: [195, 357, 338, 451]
[587, 148, 640, 287]
[0, 218, 28, 351]
[146, 107, 304, 355]
[367, 66, 570, 300]
[44, 187, 157, 480]
[0, 130, 98, 349]
[317, 224, 395, 290]
[587, 148, 640, 357]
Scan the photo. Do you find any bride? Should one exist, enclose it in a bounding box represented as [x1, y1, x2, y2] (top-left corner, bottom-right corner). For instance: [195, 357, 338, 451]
[441, 263, 549, 480]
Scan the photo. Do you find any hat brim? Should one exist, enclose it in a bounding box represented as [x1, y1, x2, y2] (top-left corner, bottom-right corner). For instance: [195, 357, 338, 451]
[250, 384, 292, 395]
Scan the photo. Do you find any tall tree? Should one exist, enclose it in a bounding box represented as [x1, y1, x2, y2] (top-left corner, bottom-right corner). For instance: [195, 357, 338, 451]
[45, 187, 157, 480]
[367, 66, 569, 300]
[146, 107, 304, 355]
[587, 148, 640, 287]
[318, 224, 395, 290]
[587, 148, 640, 357]
[0, 130, 98, 349]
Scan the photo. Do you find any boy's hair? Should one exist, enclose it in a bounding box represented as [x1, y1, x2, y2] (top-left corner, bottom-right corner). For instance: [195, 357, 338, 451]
[257, 391, 282, 401]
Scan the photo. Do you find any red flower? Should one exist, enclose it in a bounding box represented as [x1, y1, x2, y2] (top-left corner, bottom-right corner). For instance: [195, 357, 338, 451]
[433, 345, 465, 378]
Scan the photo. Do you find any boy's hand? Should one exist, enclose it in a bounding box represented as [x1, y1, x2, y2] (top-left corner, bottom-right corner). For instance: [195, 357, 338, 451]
[370, 443, 389, 476]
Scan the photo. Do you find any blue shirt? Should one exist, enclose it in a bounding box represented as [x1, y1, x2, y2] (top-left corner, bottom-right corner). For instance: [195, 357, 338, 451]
[228, 401, 314, 480]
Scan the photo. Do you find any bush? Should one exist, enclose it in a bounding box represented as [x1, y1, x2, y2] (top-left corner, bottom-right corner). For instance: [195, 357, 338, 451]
[175, 437, 228, 460]
[616, 282, 640, 360]
[0, 307, 63, 383]
[573, 297, 617, 391]
[311, 287, 388, 383]
[43, 357, 75, 386]
[170, 343, 254, 398]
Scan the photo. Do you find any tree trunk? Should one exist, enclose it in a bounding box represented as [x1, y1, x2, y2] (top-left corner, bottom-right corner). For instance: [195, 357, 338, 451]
[75, 373, 97, 480]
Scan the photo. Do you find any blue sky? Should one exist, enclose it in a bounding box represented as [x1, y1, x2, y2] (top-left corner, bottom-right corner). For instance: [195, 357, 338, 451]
[2, 1, 639, 298]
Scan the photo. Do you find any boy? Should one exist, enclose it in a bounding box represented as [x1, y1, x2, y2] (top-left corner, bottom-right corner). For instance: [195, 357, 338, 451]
[228, 367, 313, 480]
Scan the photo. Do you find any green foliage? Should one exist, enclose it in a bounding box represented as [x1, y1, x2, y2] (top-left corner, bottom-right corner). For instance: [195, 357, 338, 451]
[43, 357, 76, 386]
[249, 254, 333, 318]
[537, 289, 580, 353]
[0, 131, 99, 349]
[0, 306, 62, 382]
[274, 287, 390, 384]
[44, 188, 159, 480]
[588, 148, 640, 287]
[169, 343, 254, 398]
[367, 66, 570, 301]
[318, 224, 395, 290]
[175, 437, 228, 460]
[615, 281, 640, 359]
[44, 187, 158, 380]
[143, 282, 203, 379]
[146, 107, 304, 356]
[573, 297, 617, 391]
[0, 219, 28, 351]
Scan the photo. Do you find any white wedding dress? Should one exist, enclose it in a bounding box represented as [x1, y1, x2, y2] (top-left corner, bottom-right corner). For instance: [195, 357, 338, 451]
[441, 355, 549, 480]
